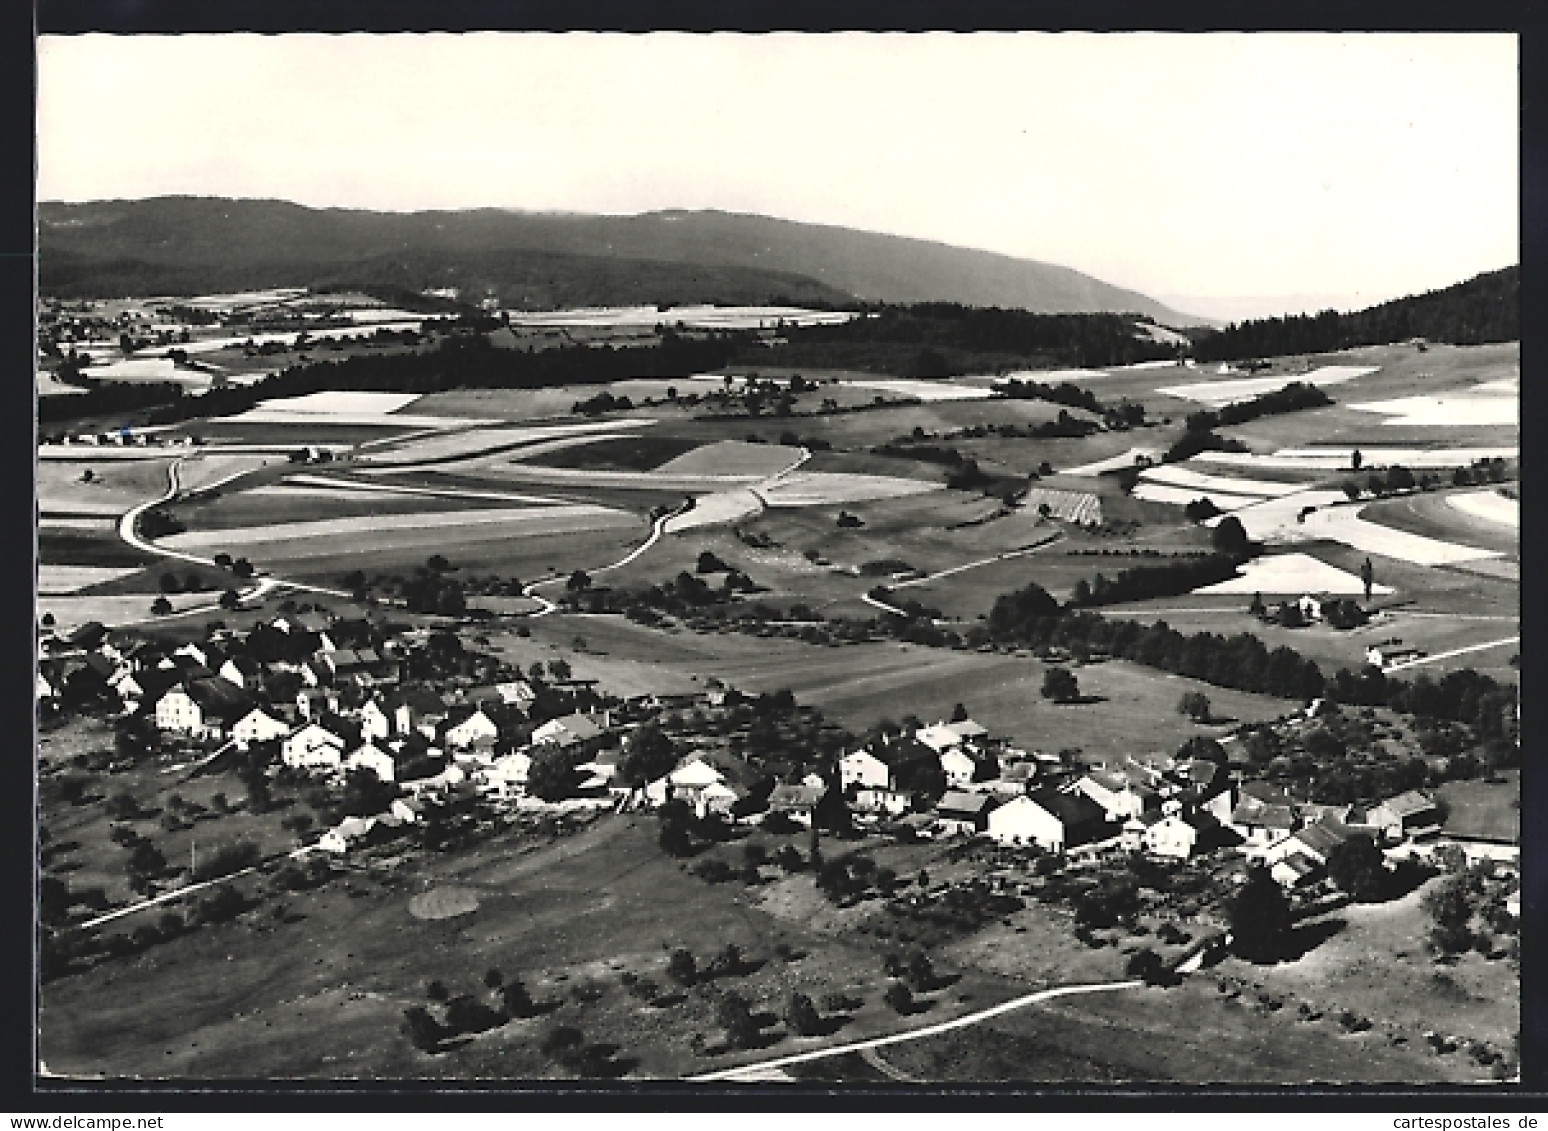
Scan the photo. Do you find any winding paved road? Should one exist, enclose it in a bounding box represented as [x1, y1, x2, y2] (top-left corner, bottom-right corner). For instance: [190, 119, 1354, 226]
[119, 456, 355, 605]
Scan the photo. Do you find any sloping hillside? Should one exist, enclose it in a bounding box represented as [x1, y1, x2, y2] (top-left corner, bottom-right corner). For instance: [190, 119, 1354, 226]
[38, 197, 1206, 324]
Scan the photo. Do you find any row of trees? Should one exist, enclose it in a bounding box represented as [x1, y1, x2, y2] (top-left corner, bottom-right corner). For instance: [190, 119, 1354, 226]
[1182, 381, 1334, 432]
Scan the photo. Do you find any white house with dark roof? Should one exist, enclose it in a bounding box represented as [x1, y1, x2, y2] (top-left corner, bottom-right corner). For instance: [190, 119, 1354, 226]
[282, 722, 347, 771]
[345, 741, 397, 783]
[232, 706, 289, 746]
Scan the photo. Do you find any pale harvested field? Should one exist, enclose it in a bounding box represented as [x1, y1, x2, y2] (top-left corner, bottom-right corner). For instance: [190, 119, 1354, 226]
[36, 592, 216, 632]
[1130, 483, 1265, 511]
[1208, 490, 1356, 542]
[1348, 395, 1517, 428]
[219, 408, 494, 429]
[37, 564, 142, 595]
[161, 505, 632, 551]
[1192, 552, 1395, 596]
[1061, 447, 1159, 477]
[759, 472, 943, 507]
[663, 489, 764, 532]
[362, 421, 650, 465]
[239, 391, 424, 415]
[1138, 465, 1308, 498]
[1446, 491, 1519, 528]
[38, 516, 117, 533]
[655, 440, 804, 478]
[838, 377, 996, 402]
[1291, 505, 1502, 566]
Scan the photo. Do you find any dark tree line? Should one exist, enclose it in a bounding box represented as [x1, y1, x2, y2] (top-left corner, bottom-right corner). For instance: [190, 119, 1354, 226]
[982, 578, 1518, 732]
[763, 304, 1182, 372]
[1183, 381, 1334, 432]
[1191, 266, 1518, 361]
[1069, 553, 1242, 608]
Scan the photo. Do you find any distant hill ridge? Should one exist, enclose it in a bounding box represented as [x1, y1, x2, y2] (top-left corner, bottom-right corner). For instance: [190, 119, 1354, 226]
[37, 196, 1208, 325]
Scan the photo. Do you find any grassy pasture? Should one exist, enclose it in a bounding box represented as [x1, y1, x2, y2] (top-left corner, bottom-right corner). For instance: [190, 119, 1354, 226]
[170, 484, 518, 533]
[1224, 875, 1516, 1066]
[37, 457, 175, 516]
[38, 530, 157, 569]
[860, 974, 1474, 1084]
[1435, 770, 1519, 844]
[523, 433, 702, 472]
[521, 615, 1287, 760]
[37, 817, 1011, 1080]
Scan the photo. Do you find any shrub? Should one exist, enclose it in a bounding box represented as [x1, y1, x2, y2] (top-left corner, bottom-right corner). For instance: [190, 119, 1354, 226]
[785, 991, 822, 1037]
[883, 981, 913, 1014]
[667, 948, 698, 986]
[401, 1006, 446, 1052]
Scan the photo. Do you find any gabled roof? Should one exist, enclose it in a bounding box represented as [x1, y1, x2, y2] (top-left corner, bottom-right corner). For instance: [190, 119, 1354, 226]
[769, 783, 825, 809]
[1026, 788, 1108, 839]
[865, 736, 939, 769]
[1241, 780, 1295, 806]
[1275, 853, 1318, 878]
[936, 790, 997, 818]
[1379, 790, 1439, 818]
[947, 719, 988, 739]
[394, 686, 447, 715]
[224, 654, 263, 677]
[184, 677, 254, 722]
[1293, 820, 1352, 856]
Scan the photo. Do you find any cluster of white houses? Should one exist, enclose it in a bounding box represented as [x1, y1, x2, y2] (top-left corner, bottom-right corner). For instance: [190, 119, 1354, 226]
[40, 616, 1482, 879]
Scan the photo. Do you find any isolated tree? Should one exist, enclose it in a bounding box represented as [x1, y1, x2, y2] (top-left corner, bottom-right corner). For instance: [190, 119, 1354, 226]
[150, 596, 173, 616]
[950, 702, 969, 723]
[1041, 666, 1080, 704]
[883, 981, 914, 1014]
[80, 468, 94, 483]
[1360, 558, 1375, 602]
[232, 558, 254, 579]
[1211, 515, 1251, 558]
[213, 552, 234, 569]
[620, 722, 678, 787]
[1423, 872, 1477, 955]
[1326, 834, 1390, 902]
[1341, 480, 1362, 502]
[666, 947, 698, 986]
[718, 992, 760, 1050]
[401, 1006, 446, 1053]
[159, 571, 181, 594]
[1247, 591, 1266, 617]
[1071, 578, 1093, 606]
[526, 748, 581, 802]
[566, 570, 591, 594]
[1229, 867, 1292, 963]
[1178, 692, 1212, 723]
[547, 658, 572, 682]
[785, 991, 822, 1037]
[219, 589, 242, 611]
[426, 554, 450, 573]
[1351, 449, 1363, 471]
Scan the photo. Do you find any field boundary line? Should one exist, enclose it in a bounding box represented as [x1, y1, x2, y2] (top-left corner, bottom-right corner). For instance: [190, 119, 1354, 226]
[1384, 635, 1520, 672]
[689, 978, 1142, 1082]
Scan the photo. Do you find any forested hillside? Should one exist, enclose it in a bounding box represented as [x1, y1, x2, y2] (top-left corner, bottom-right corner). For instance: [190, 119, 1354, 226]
[1191, 266, 1518, 360]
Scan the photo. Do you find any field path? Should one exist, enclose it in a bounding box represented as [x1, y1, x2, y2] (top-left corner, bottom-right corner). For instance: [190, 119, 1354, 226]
[520, 499, 695, 616]
[1383, 636, 1520, 672]
[689, 978, 1142, 1082]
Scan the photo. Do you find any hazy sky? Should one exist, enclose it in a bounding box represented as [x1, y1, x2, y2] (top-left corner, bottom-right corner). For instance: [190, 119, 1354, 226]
[37, 33, 1517, 320]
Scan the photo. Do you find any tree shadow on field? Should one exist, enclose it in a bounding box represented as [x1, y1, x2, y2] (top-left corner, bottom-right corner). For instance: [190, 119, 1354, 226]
[1281, 917, 1347, 961]
[812, 1013, 852, 1036]
[649, 991, 687, 1009]
[1068, 695, 1109, 706]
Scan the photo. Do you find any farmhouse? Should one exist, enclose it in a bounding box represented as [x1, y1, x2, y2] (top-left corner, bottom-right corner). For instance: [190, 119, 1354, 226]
[767, 783, 826, 826]
[392, 687, 448, 738]
[231, 706, 289, 746]
[1366, 644, 1426, 669]
[479, 752, 532, 801]
[319, 816, 378, 854]
[840, 736, 937, 793]
[218, 655, 264, 692]
[443, 705, 499, 750]
[282, 722, 347, 771]
[853, 785, 912, 816]
[531, 711, 607, 751]
[345, 741, 397, 783]
[1365, 790, 1443, 842]
[988, 789, 1107, 853]
[935, 790, 997, 836]
[1069, 767, 1157, 822]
